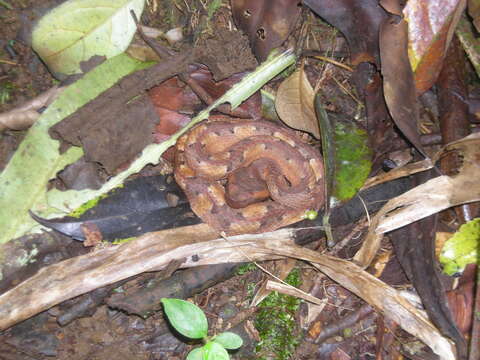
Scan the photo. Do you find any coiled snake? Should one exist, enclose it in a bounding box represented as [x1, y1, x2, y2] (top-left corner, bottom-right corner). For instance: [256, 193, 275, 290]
[174, 119, 325, 235]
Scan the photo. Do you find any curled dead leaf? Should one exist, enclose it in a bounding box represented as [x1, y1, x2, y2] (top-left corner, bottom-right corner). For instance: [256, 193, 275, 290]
[275, 68, 319, 138]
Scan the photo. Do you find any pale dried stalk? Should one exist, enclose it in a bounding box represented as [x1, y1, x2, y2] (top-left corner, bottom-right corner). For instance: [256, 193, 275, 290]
[0, 224, 456, 359]
[265, 280, 326, 305]
[0, 224, 288, 330]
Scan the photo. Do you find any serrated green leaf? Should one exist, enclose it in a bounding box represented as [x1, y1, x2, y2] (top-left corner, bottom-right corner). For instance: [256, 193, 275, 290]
[440, 218, 480, 276]
[203, 341, 230, 360]
[213, 332, 243, 350]
[315, 93, 372, 206]
[32, 0, 145, 75]
[186, 347, 204, 360]
[161, 298, 208, 339]
[0, 54, 150, 244]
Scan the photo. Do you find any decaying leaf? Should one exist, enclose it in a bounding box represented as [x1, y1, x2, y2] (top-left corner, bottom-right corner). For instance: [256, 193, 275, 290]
[0, 54, 149, 244]
[31, 175, 198, 241]
[231, 0, 301, 61]
[389, 176, 468, 360]
[51, 92, 160, 174]
[440, 218, 480, 276]
[32, 0, 145, 76]
[275, 67, 319, 138]
[355, 132, 480, 268]
[404, 0, 466, 94]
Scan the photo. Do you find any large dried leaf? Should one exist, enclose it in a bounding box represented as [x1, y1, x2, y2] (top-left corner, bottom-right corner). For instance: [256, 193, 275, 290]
[404, 0, 466, 94]
[275, 68, 319, 138]
[231, 0, 301, 61]
[380, 14, 427, 156]
[32, 0, 145, 76]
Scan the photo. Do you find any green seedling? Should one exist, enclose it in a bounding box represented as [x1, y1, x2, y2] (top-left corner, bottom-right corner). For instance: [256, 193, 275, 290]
[161, 298, 243, 360]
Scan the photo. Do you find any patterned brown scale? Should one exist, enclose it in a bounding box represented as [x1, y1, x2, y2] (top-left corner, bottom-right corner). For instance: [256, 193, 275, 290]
[174, 119, 325, 235]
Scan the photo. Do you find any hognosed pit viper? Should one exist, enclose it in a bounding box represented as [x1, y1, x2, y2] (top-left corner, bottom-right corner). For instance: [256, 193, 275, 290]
[174, 119, 325, 235]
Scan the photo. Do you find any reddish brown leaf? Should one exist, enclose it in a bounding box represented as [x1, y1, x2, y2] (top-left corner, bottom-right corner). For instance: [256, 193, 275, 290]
[148, 77, 199, 145]
[404, 0, 466, 94]
[231, 0, 301, 61]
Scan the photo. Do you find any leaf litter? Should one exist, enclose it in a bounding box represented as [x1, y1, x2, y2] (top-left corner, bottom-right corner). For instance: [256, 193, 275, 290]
[0, 0, 479, 359]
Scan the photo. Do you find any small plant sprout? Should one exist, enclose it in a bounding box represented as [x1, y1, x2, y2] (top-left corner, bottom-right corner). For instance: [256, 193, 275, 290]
[161, 298, 243, 360]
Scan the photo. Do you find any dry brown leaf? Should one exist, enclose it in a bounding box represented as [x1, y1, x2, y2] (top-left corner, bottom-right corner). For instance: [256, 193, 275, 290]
[275, 68, 319, 138]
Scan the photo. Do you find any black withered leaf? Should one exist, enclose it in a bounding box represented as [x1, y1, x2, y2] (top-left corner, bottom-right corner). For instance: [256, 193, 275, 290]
[31, 175, 201, 241]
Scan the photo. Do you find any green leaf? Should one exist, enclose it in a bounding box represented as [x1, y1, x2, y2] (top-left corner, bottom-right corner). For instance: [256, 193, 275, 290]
[0, 54, 150, 244]
[213, 332, 243, 350]
[186, 347, 204, 360]
[315, 93, 372, 206]
[203, 341, 230, 360]
[440, 218, 480, 276]
[161, 298, 208, 339]
[32, 0, 145, 76]
[207, 0, 222, 19]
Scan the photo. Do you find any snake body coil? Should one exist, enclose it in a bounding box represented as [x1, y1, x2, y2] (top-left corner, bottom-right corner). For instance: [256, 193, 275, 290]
[174, 119, 325, 235]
